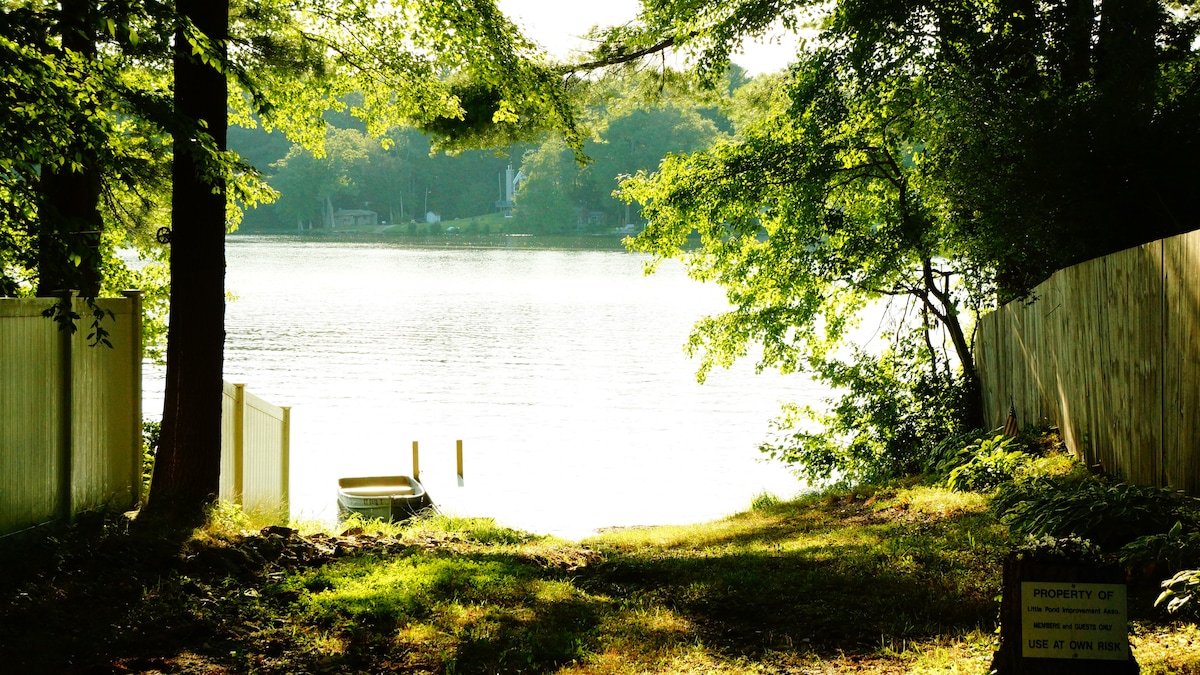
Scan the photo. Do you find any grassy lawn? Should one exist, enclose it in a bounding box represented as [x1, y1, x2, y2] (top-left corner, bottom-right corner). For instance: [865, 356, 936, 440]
[1, 484, 1197, 674]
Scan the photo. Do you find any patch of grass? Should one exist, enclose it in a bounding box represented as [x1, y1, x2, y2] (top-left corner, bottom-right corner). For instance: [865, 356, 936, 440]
[750, 491, 783, 510]
[1, 484, 1198, 674]
[288, 553, 600, 671]
[1131, 621, 1200, 674]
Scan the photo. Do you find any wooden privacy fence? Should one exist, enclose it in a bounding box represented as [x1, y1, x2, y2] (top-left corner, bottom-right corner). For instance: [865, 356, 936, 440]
[976, 229, 1200, 493]
[1, 293, 143, 537]
[220, 382, 290, 518]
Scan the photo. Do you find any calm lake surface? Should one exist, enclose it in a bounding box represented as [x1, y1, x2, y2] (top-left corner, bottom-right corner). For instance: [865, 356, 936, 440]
[148, 235, 825, 538]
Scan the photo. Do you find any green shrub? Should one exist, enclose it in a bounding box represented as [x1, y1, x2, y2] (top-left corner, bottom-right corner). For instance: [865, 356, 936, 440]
[141, 419, 161, 502]
[925, 429, 989, 476]
[761, 334, 970, 486]
[1120, 521, 1200, 575]
[1015, 534, 1103, 565]
[751, 492, 782, 511]
[1158, 568, 1200, 615]
[993, 476, 1197, 551]
[945, 434, 1029, 492]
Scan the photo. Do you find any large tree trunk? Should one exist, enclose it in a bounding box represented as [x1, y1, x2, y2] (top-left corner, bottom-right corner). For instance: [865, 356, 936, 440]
[36, 0, 103, 298]
[1060, 0, 1095, 92]
[920, 259, 985, 432]
[1094, 0, 1162, 251]
[148, 0, 229, 523]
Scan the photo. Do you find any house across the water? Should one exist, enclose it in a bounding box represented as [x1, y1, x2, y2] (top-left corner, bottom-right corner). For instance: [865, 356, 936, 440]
[333, 209, 379, 227]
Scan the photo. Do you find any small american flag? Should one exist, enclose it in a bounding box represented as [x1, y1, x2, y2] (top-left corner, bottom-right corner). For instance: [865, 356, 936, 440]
[1003, 403, 1019, 438]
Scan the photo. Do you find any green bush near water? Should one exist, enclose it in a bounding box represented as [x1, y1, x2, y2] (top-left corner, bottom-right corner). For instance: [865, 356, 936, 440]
[944, 434, 1030, 492]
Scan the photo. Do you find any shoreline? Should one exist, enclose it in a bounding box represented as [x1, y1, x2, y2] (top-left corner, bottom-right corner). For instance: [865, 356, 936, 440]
[229, 230, 639, 251]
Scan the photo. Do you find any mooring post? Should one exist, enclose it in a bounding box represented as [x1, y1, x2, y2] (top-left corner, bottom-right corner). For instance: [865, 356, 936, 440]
[412, 440, 420, 481]
[456, 439, 463, 486]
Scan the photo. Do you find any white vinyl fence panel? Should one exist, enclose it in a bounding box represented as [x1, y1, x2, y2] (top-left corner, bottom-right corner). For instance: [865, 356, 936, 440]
[2, 294, 292, 538]
[1, 293, 142, 537]
[220, 382, 290, 519]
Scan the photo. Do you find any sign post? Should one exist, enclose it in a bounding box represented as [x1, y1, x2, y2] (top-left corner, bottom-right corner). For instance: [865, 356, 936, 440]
[991, 552, 1139, 674]
[1020, 582, 1129, 660]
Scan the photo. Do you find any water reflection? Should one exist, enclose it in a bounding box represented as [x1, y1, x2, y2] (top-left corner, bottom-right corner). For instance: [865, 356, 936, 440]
[148, 236, 822, 538]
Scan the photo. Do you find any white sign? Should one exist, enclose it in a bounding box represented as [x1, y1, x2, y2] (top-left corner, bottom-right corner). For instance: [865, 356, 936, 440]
[1021, 582, 1129, 660]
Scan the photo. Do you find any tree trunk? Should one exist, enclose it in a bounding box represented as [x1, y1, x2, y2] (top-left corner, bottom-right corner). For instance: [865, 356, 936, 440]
[36, 0, 103, 298]
[1060, 0, 1095, 92]
[148, 0, 229, 523]
[920, 259, 985, 432]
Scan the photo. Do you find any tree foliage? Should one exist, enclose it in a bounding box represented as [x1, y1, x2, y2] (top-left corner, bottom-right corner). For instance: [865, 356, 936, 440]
[512, 137, 580, 233]
[0, 1, 176, 298]
[610, 0, 1200, 482]
[246, 123, 520, 228]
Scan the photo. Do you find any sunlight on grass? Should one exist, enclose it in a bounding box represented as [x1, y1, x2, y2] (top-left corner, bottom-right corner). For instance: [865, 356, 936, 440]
[284, 549, 601, 671]
[299, 556, 532, 624]
[892, 629, 997, 674]
[316, 511, 536, 545]
[190, 501, 285, 542]
[251, 483, 1195, 675]
[594, 605, 694, 657]
[565, 644, 792, 674]
[1130, 620, 1200, 674]
[304, 630, 349, 657]
[891, 485, 989, 516]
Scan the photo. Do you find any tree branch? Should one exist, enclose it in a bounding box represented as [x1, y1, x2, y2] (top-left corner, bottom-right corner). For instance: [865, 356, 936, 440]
[561, 36, 679, 75]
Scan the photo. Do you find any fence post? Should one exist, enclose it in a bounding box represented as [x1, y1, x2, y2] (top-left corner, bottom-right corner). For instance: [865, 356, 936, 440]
[281, 406, 291, 519]
[233, 383, 246, 506]
[123, 290, 143, 504]
[56, 292, 74, 521]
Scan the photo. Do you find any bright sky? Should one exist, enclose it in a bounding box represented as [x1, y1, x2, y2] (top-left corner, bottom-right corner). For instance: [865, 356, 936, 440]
[496, 0, 800, 76]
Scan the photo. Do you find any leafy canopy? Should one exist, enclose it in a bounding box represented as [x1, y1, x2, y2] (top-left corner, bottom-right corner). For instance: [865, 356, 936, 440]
[609, 0, 1200, 482]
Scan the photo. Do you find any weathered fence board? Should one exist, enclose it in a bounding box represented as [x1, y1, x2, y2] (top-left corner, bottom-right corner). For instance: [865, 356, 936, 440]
[1162, 234, 1200, 493]
[977, 230, 1200, 492]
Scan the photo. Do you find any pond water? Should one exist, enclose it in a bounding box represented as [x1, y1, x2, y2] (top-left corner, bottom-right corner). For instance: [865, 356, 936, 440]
[146, 235, 826, 538]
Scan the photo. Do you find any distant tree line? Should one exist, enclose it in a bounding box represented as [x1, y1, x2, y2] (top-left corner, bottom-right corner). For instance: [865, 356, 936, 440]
[236, 68, 754, 234]
[234, 122, 521, 229]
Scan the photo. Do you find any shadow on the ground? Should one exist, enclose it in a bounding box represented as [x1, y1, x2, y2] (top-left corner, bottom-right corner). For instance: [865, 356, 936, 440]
[0, 502, 1014, 674]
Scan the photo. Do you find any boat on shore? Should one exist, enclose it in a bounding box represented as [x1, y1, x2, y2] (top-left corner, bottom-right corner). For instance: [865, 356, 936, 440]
[337, 475, 435, 522]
